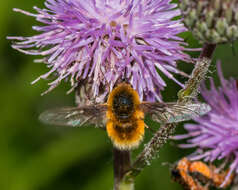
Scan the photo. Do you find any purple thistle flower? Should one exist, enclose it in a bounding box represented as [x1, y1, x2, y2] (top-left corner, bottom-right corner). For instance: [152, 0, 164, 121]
[8, 0, 192, 102]
[173, 62, 238, 187]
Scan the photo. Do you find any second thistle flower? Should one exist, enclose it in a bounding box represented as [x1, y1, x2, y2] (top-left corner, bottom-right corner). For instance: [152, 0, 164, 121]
[9, 0, 191, 102]
[173, 62, 238, 187]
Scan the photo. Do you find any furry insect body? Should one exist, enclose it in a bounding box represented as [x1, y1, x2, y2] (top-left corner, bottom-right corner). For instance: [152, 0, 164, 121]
[39, 83, 211, 151]
[172, 158, 205, 190]
[172, 157, 234, 190]
[106, 83, 144, 150]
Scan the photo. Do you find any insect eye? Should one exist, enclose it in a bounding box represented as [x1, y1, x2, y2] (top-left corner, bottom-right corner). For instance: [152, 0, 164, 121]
[112, 92, 135, 120]
[121, 96, 133, 107]
[113, 94, 133, 107]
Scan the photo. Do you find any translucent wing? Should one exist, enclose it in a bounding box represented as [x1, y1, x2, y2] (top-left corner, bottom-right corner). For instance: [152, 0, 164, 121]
[39, 104, 107, 128]
[140, 102, 210, 123]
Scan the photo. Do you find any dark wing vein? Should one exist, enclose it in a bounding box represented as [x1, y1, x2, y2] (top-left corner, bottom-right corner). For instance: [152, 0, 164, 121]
[140, 102, 210, 124]
[39, 104, 108, 128]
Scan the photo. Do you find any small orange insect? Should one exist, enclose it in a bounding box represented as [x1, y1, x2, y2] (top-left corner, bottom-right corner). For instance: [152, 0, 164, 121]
[172, 157, 234, 190]
[39, 83, 210, 150]
[172, 157, 206, 190]
[189, 159, 234, 188]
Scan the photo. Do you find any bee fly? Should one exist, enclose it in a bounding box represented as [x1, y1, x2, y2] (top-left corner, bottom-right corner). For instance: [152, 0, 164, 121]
[39, 83, 210, 150]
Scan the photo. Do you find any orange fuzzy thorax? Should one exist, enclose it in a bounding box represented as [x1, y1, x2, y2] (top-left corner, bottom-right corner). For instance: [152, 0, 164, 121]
[106, 83, 144, 150]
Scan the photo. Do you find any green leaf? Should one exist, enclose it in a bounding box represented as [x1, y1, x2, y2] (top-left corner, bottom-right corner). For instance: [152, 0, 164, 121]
[9, 129, 110, 190]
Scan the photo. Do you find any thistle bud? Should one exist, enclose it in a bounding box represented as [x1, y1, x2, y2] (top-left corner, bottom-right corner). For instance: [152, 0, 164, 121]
[180, 0, 238, 44]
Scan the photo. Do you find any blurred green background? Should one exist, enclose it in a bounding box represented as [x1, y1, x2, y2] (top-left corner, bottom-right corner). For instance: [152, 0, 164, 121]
[1, 1, 238, 190]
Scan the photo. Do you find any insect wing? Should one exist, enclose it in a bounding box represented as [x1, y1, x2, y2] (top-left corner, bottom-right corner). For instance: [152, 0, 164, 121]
[39, 105, 107, 128]
[141, 102, 211, 123]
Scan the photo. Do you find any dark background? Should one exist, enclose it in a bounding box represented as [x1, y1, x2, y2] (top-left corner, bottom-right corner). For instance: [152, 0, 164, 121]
[1, 1, 238, 190]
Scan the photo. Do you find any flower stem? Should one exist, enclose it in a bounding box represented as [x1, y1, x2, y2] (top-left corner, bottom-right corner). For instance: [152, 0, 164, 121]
[178, 43, 217, 102]
[124, 43, 217, 182]
[126, 123, 176, 180]
[113, 148, 134, 190]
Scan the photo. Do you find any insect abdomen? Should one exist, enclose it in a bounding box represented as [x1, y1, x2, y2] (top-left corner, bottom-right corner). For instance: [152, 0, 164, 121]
[106, 119, 144, 150]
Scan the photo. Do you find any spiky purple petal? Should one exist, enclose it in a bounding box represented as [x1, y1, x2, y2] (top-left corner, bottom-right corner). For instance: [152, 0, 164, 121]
[8, 0, 192, 101]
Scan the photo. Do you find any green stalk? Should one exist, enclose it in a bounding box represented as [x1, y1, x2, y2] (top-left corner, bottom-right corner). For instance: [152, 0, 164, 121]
[124, 43, 217, 182]
[113, 148, 134, 190]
